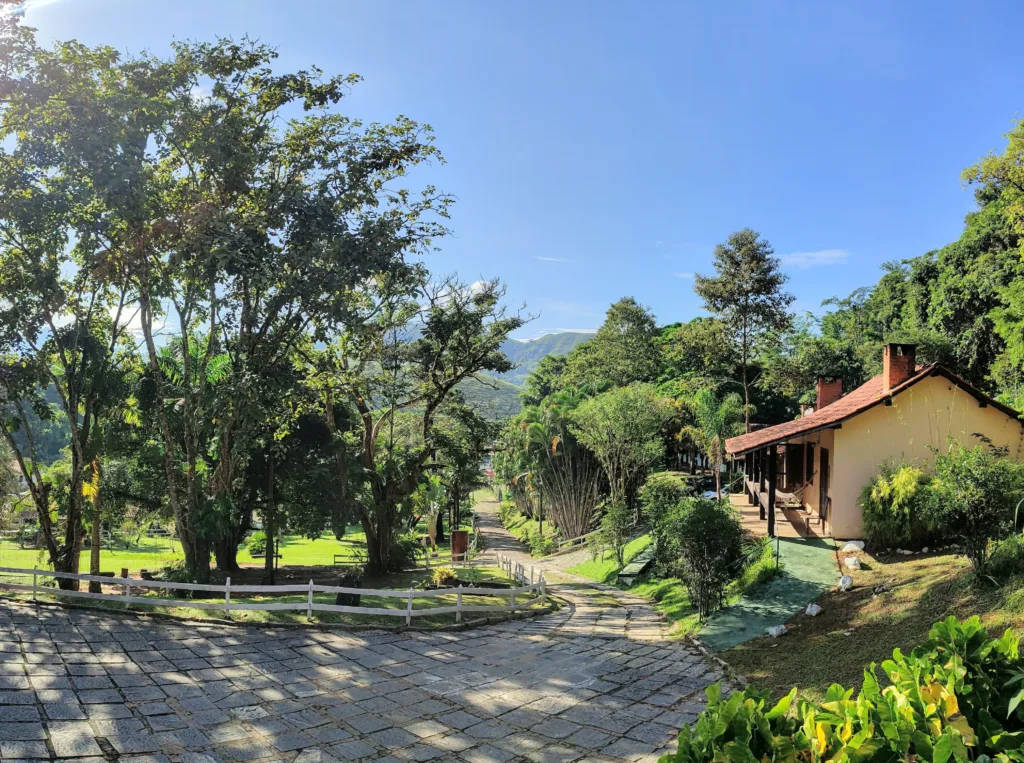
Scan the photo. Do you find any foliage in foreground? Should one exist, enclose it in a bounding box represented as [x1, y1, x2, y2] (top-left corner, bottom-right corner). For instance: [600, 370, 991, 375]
[662, 616, 1024, 763]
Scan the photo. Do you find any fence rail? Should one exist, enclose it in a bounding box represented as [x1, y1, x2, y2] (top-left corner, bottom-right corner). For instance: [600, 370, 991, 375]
[0, 565, 547, 625]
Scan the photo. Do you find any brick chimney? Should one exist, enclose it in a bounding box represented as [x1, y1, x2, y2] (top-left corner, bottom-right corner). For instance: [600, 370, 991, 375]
[816, 377, 843, 410]
[883, 343, 917, 394]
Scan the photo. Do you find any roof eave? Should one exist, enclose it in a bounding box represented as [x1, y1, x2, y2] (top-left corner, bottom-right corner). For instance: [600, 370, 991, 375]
[725, 364, 1023, 457]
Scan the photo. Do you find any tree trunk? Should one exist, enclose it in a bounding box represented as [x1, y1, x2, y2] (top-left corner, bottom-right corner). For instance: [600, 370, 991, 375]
[742, 326, 751, 433]
[214, 527, 245, 572]
[263, 460, 276, 585]
[435, 510, 445, 545]
[89, 465, 102, 593]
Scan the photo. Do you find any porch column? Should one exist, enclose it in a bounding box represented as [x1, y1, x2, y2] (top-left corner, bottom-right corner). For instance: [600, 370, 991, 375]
[745, 453, 755, 505]
[767, 448, 777, 538]
[758, 448, 766, 521]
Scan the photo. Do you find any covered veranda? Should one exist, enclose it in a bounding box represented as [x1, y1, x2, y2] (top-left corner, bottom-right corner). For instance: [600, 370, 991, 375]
[728, 439, 832, 540]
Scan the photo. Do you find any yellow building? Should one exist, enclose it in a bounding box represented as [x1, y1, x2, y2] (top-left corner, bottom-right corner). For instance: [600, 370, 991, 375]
[725, 344, 1024, 539]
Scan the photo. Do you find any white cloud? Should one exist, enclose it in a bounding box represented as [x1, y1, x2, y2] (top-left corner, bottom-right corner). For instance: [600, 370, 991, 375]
[525, 327, 598, 339]
[781, 249, 849, 268]
[674, 271, 695, 279]
[534, 256, 576, 264]
[468, 279, 489, 296]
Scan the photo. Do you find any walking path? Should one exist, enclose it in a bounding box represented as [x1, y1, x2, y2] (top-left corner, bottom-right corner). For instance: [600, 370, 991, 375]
[699, 536, 840, 652]
[473, 495, 671, 642]
[0, 501, 726, 763]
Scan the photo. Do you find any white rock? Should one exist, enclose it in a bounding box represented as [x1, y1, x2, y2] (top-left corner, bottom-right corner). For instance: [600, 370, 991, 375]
[921, 547, 929, 553]
[838, 575, 853, 591]
[844, 557, 862, 570]
[767, 625, 788, 638]
[806, 603, 822, 617]
[841, 541, 865, 552]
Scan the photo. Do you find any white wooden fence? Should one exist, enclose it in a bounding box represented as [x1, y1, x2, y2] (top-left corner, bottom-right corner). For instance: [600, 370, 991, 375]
[495, 553, 547, 587]
[0, 565, 546, 626]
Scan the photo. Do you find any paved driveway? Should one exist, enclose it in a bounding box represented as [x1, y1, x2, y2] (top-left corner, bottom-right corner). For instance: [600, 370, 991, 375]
[0, 595, 719, 763]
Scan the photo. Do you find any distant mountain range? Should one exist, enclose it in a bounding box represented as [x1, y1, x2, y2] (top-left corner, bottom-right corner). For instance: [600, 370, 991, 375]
[458, 331, 595, 419]
[497, 332, 595, 385]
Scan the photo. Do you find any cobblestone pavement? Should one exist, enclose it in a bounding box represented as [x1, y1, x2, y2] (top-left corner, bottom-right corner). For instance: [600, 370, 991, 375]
[0, 500, 722, 763]
[0, 599, 721, 763]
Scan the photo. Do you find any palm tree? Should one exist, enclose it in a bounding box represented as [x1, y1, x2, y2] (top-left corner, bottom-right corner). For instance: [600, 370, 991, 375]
[681, 388, 745, 499]
[518, 388, 602, 539]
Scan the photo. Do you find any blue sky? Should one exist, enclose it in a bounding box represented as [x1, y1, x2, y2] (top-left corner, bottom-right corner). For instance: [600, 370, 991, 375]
[22, 0, 1024, 338]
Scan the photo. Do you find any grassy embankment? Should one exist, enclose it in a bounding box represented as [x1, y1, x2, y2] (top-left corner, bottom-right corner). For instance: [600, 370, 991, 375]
[724, 548, 1024, 703]
[568, 535, 780, 638]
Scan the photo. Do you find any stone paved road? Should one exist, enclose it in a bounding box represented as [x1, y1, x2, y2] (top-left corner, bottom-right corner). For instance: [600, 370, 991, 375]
[0, 498, 721, 763]
[0, 599, 720, 763]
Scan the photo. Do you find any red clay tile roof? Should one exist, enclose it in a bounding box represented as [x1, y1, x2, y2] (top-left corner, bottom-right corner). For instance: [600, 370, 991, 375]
[725, 364, 1022, 456]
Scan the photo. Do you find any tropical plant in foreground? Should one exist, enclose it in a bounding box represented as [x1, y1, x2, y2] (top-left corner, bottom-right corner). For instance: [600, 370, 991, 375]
[660, 616, 1024, 763]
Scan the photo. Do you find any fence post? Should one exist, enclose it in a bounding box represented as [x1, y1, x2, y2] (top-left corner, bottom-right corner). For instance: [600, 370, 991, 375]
[224, 576, 231, 619]
[307, 579, 314, 622]
[406, 587, 413, 627]
[456, 585, 463, 624]
[530, 566, 535, 585]
[31, 571, 37, 603]
[540, 573, 546, 607]
[510, 588, 517, 612]
[123, 574, 131, 610]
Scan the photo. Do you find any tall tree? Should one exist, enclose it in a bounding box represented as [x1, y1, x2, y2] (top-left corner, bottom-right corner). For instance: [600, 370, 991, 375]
[518, 388, 602, 538]
[310, 276, 524, 575]
[0, 25, 143, 585]
[562, 297, 661, 389]
[90, 39, 448, 582]
[569, 383, 670, 516]
[694, 229, 794, 431]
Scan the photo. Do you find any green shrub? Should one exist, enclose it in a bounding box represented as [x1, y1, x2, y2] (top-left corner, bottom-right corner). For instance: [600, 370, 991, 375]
[529, 533, 557, 557]
[431, 566, 457, 587]
[987, 532, 1024, 584]
[735, 537, 779, 591]
[598, 502, 633, 566]
[859, 462, 937, 549]
[498, 500, 518, 526]
[388, 532, 423, 572]
[246, 531, 267, 556]
[662, 616, 1024, 763]
[672, 497, 745, 620]
[639, 473, 693, 525]
[932, 443, 1023, 574]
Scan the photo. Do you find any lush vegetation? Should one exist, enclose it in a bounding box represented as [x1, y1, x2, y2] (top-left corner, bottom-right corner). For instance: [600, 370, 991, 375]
[665, 617, 1024, 763]
[859, 445, 1024, 575]
[0, 17, 518, 589]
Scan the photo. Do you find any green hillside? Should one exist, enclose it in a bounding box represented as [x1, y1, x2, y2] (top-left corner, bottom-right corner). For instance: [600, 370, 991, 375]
[456, 374, 526, 419]
[453, 332, 595, 419]
[497, 332, 594, 385]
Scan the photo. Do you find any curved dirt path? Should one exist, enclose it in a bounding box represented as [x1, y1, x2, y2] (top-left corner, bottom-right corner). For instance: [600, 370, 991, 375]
[0, 503, 724, 763]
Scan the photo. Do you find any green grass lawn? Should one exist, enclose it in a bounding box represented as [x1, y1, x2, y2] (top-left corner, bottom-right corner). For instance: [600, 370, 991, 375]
[0, 518, 473, 575]
[566, 534, 651, 583]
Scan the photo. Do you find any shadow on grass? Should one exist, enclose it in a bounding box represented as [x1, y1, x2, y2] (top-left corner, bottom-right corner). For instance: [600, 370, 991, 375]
[722, 551, 1024, 703]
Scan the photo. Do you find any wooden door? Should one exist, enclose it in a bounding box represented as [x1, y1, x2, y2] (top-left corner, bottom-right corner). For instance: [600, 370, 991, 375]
[818, 447, 830, 520]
